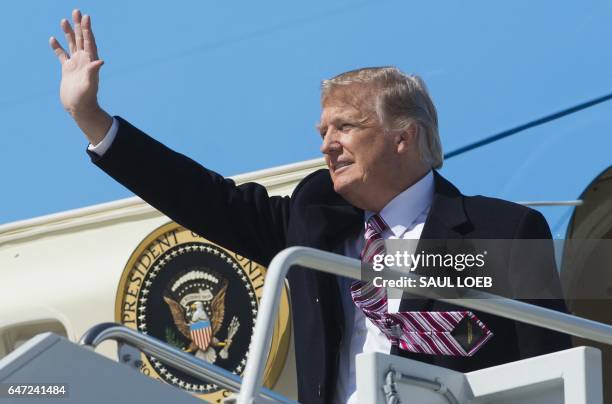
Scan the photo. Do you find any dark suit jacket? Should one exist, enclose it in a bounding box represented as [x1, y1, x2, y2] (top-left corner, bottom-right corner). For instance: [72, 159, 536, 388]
[89, 117, 571, 404]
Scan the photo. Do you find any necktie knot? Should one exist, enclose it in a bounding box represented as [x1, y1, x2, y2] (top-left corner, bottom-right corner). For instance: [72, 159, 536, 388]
[361, 214, 389, 263]
[365, 213, 388, 236]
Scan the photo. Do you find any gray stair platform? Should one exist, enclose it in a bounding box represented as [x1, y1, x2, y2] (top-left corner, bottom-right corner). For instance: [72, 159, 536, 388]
[0, 332, 203, 403]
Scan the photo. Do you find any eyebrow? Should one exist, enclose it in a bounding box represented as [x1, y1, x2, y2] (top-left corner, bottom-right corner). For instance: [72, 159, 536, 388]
[316, 113, 363, 129]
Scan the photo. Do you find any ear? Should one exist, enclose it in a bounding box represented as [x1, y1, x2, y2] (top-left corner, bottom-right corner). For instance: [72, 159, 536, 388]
[395, 122, 419, 154]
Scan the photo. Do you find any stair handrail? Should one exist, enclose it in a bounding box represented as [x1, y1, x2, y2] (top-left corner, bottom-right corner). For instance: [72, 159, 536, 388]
[79, 323, 296, 404]
[238, 246, 612, 404]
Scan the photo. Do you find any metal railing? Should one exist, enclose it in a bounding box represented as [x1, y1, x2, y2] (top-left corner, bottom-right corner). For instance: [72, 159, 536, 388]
[237, 246, 612, 404]
[79, 323, 296, 404]
[515, 199, 583, 207]
[78, 246, 612, 403]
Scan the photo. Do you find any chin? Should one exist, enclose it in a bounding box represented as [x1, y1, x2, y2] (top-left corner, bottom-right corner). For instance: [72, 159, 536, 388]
[331, 178, 349, 196]
[331, 177, 358, 202]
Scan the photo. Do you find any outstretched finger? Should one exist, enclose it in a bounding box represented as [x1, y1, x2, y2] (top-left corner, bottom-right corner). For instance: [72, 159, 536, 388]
[82, 14, 99, 59]
[49, 36, 68, 64]
[72, 9, 84, 51]
[61, 18, 76, 55]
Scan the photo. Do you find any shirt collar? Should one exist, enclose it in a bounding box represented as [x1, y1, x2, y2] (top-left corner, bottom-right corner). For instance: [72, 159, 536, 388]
[365, 170, 434, 238]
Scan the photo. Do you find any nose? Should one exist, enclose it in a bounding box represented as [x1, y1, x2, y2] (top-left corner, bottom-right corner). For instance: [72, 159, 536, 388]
[320, 128, 341, 155]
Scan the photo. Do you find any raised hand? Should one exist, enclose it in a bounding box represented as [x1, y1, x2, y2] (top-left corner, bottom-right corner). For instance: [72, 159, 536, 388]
[50, 10, 111, 145]
[50, 9, 103, 116]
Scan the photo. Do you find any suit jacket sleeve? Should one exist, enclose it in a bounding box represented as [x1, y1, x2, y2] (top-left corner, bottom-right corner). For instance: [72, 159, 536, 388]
[87, 116, 291, 267]
[509, 209, 572, 358]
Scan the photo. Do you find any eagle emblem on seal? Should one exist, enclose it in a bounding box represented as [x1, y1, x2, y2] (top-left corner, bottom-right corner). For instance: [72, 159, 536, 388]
[163, 273, 240, 364]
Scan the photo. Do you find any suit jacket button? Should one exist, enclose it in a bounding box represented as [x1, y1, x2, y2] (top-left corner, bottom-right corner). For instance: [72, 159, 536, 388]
[315, 297, 319, 303]
[317, 384, 322, 397]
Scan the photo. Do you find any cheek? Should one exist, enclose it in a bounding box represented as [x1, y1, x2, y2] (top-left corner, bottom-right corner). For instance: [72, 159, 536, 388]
[363, 146, 394, 178]
[360, 141, 382, 161]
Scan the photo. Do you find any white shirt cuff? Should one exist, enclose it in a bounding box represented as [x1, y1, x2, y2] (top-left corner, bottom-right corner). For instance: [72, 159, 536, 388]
[87, 117, 118, 156]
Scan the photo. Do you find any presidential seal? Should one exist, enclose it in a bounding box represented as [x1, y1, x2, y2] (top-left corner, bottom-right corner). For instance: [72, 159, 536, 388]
[115, 222, 291, 403]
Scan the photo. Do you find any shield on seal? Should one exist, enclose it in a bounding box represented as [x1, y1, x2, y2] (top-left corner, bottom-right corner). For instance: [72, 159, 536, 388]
[190, 319, 212, 351]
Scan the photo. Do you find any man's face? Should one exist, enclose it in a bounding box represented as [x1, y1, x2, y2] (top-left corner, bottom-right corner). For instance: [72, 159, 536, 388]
[317, 86, 401, 207]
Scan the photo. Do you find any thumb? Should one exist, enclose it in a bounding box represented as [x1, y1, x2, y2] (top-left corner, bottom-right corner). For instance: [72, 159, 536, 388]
[87, 59, 105, 73]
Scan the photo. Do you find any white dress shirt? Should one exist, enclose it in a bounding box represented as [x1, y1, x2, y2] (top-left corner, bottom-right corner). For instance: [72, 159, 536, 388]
[87, 116, 118, 156]
[89, 119, 435, 403]
[334, 170, 434, 404]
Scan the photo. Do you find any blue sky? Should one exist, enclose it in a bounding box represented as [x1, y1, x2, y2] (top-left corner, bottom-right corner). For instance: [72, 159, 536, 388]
[1, 0, 611, 236]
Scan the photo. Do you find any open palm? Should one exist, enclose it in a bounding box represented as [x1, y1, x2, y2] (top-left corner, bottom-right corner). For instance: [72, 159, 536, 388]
[50, 10, 104, 115]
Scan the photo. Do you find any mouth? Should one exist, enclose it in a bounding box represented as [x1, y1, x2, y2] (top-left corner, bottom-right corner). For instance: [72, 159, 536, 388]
[333, 161, 353, 173]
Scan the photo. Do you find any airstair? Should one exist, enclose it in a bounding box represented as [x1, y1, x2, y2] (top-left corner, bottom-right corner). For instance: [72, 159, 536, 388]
[1, 247, 609, 403]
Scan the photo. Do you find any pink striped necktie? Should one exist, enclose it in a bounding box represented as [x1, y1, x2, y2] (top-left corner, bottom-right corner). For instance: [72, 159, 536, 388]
[351, 214, 493, 356]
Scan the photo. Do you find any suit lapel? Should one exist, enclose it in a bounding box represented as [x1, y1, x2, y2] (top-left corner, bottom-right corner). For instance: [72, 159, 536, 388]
[398, 171, 470, 312]
[420, 170, 469, 239]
